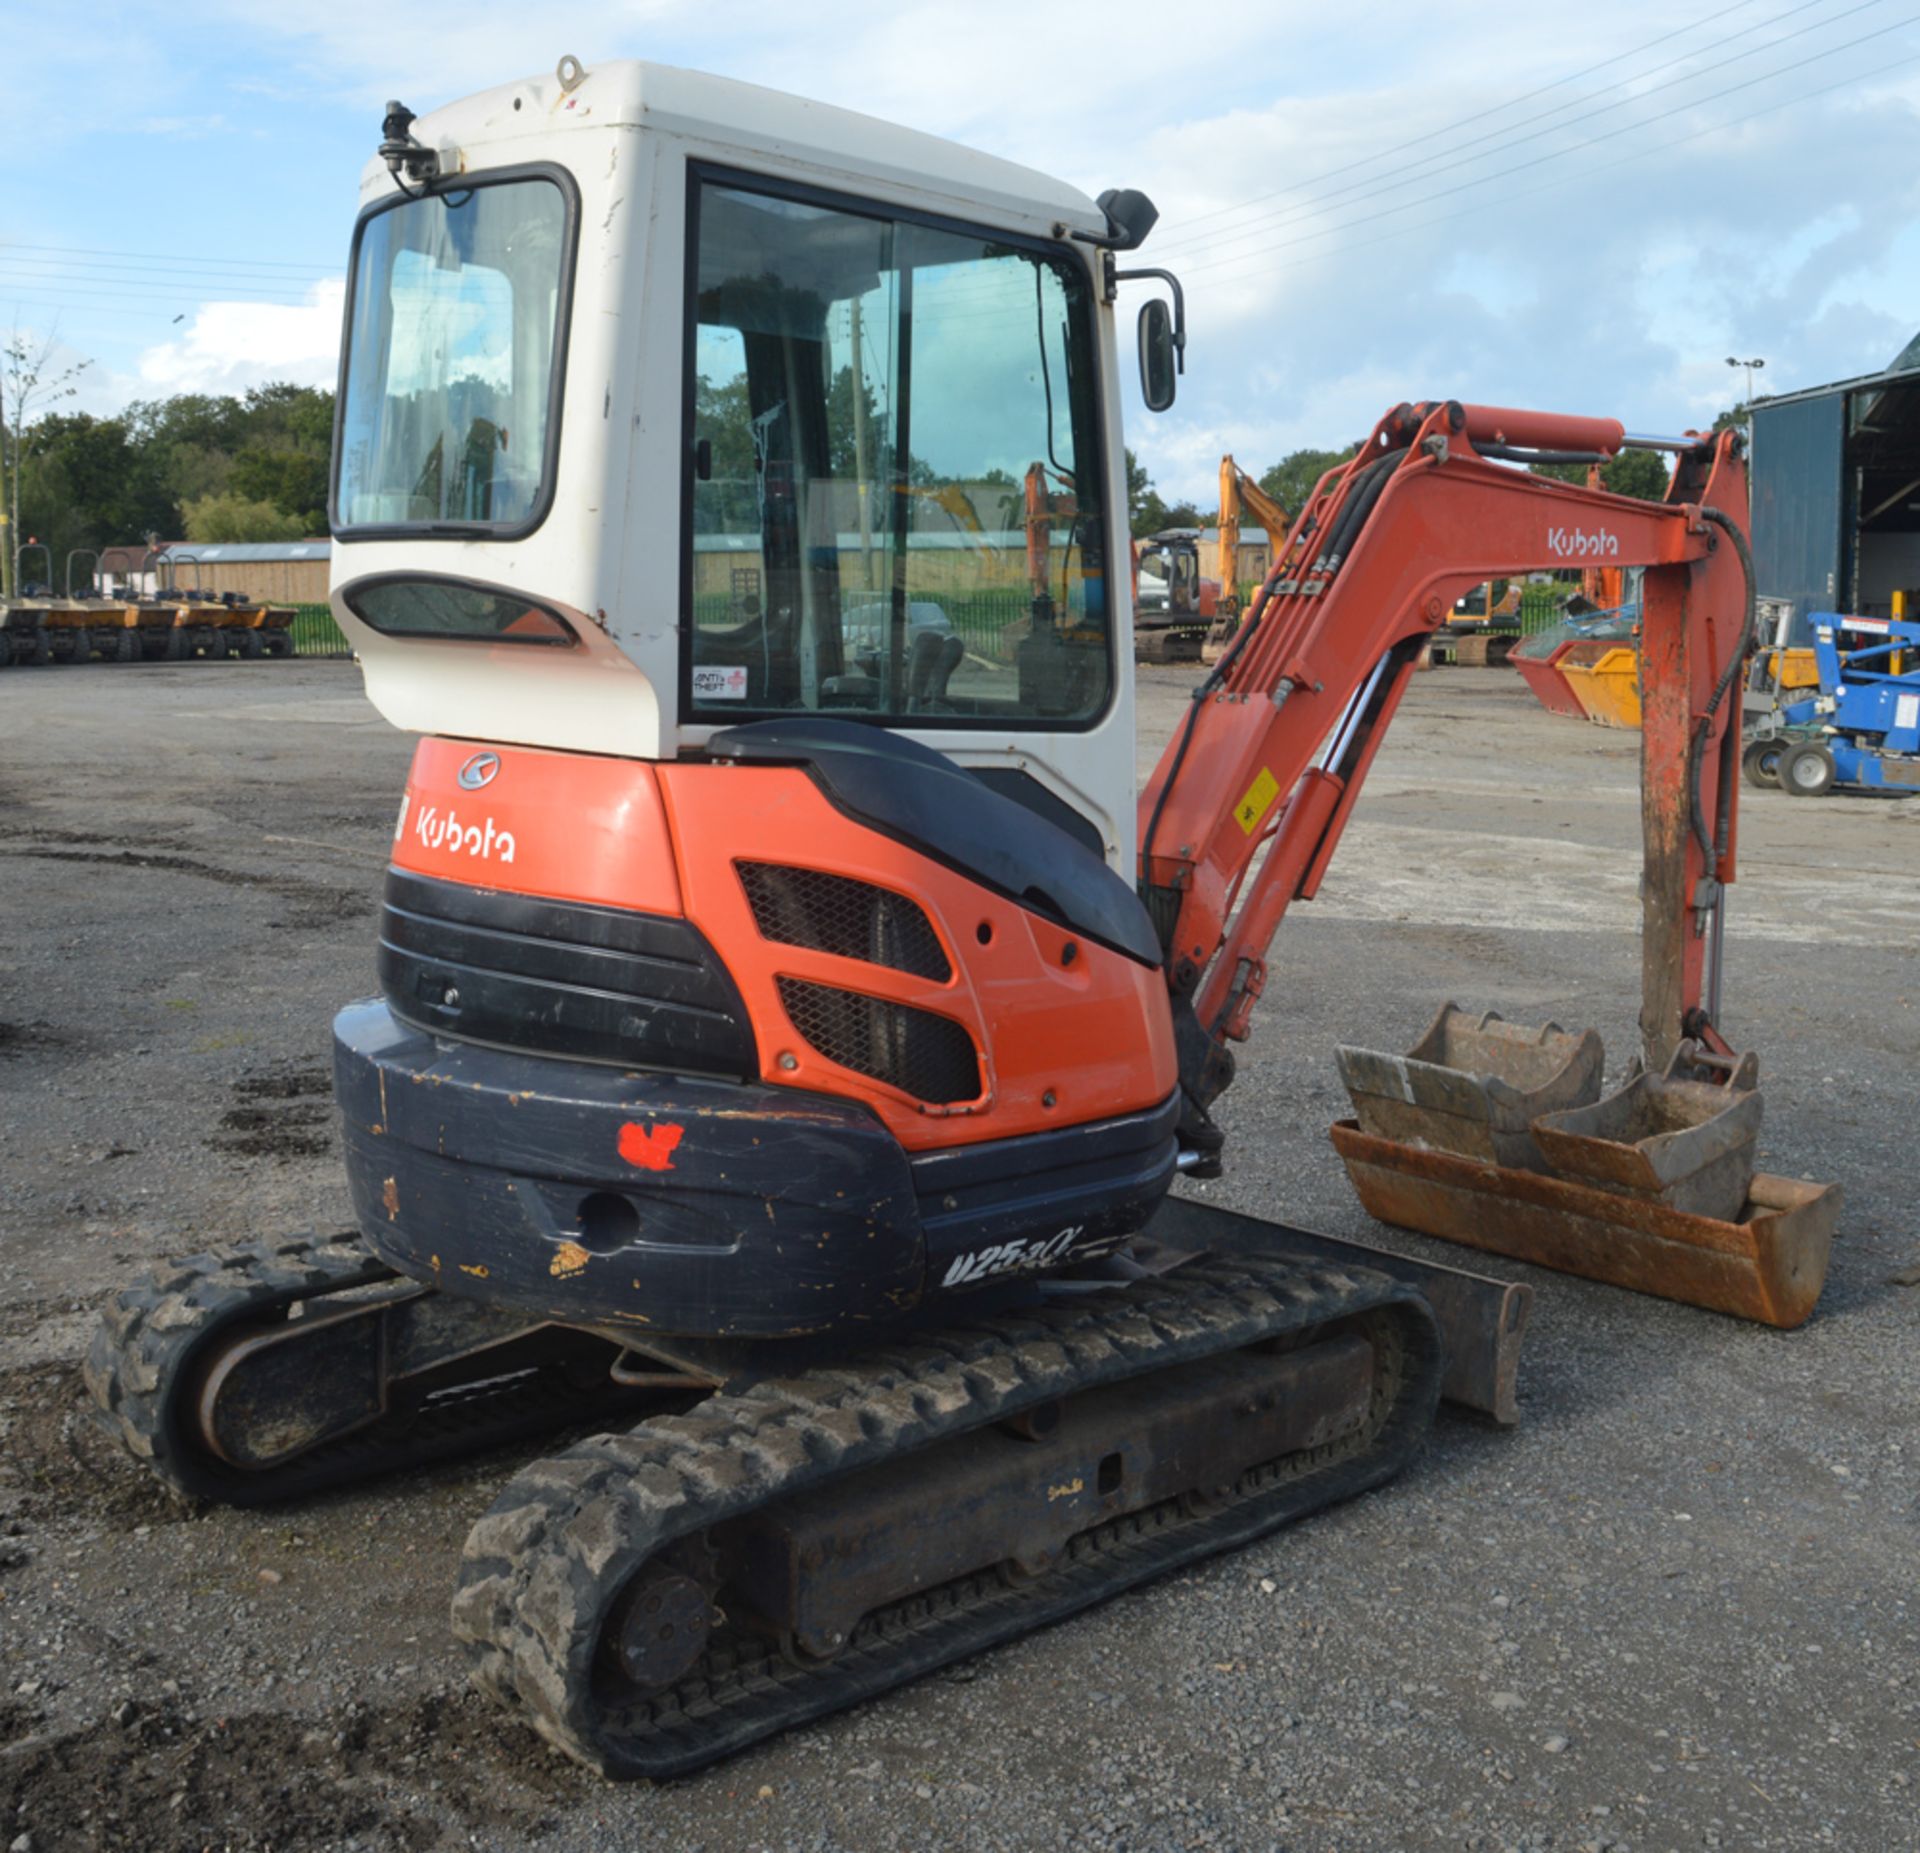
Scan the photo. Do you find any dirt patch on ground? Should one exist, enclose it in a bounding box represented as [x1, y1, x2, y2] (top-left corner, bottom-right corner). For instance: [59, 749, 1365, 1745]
[0, 1361, 180, 1530]
[232, 1069, 333, 1102]
[0, 1022, 77, 1062]
[0, 845, 370, 930]
[212, 1068, 337, 1156]
[0, 1684, 573, 1853]
[211, 1098, 333, 1159]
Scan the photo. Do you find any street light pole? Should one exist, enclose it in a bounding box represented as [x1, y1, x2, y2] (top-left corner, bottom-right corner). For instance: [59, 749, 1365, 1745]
[1725, 356, 1766, 408]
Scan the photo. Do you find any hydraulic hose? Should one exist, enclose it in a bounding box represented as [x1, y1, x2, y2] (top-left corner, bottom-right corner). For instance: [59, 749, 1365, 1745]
[1315, 454, 1397, 574]
[1474, 445, 1609, 467]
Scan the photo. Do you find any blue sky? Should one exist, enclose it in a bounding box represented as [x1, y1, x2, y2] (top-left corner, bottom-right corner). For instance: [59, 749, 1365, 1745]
[8, 0, 1920, 503]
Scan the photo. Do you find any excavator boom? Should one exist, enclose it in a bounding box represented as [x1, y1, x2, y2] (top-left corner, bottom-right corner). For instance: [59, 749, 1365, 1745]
[1143, 402, 1751, 1116]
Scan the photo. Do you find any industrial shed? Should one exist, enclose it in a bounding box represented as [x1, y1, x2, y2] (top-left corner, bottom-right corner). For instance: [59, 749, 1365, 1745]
[1750, 343, 1920, 638]
[163, 541, 332, 604]
[97, 540, 331, 605]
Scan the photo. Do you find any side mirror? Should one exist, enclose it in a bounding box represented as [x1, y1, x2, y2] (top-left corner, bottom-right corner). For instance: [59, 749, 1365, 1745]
[1139, 300, 1177, 412]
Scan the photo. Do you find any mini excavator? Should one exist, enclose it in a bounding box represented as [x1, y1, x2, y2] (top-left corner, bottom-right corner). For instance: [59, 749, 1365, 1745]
[88, 59, 1755, 1778]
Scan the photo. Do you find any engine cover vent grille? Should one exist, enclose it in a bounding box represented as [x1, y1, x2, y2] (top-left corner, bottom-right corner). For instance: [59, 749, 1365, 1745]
[775, 977, 980, 1105]
[739, 863, 951, 982]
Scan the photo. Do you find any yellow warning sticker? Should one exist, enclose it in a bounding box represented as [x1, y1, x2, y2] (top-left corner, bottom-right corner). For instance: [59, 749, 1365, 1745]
[1234, 767, 1281, 835]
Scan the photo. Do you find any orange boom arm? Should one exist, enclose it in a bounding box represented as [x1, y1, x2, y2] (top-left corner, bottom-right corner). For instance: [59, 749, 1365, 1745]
[1138, 400, 1752, 1116]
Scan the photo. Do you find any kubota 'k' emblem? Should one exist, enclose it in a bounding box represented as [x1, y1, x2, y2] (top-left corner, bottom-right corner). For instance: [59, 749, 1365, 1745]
[457, 751, 501, 791]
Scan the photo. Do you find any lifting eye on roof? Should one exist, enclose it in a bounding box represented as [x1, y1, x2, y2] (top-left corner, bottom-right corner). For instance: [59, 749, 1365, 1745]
[379, 100, 441, 196]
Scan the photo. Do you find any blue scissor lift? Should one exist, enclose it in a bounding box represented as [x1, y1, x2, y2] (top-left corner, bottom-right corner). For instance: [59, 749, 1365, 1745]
[1766, 611, 1920, 797]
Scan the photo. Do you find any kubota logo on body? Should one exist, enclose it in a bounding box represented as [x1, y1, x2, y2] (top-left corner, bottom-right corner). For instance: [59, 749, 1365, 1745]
[413, 803, 517, 864]
[1546, 525, 1620, 560]
[457, 751, 501, 790]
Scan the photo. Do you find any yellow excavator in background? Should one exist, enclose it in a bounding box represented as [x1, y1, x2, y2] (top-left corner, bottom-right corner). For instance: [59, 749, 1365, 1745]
[1205, 455, 1291, 657]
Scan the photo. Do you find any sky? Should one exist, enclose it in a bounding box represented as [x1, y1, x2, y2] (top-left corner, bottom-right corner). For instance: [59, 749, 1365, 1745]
[6, 0, 1920, 505]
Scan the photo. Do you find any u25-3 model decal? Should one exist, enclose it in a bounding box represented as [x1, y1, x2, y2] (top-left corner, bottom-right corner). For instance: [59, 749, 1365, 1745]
[941, 1224, 1118, 1288]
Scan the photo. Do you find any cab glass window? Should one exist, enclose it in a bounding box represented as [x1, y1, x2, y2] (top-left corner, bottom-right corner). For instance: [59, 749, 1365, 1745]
[686, 175, 1111, 725]
[344, 578, 574, 643]
[337, 175, 572, 535]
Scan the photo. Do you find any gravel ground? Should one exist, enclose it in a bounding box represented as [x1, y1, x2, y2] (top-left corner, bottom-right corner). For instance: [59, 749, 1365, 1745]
[0, 658, 1915, 1853]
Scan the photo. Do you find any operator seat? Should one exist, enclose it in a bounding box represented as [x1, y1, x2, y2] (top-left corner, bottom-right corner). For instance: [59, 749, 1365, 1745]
[907, 629, 965, 710]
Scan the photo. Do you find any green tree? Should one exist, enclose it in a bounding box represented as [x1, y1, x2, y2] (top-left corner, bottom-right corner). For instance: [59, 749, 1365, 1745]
[1258, 446, 1358, 516]
[1600, 447, 1670, 501]
[1528, 449, 1671, 502]
[1124, 449, 1205, 535]
[1125, 448, 1155, 532]
[17, 414, 174, 568]
[226, 383, 334, 527]
[181, 492, 305, 543]
[126, 392, 248, 506]
[228, 446, 328, 529]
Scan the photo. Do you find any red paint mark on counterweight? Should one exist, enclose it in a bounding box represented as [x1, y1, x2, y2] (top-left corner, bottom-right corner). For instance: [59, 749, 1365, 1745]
[619, 1122, 684, 1171]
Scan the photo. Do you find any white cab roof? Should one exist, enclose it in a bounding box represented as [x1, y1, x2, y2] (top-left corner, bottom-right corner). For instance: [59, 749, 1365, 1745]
[365, 58, 1107, 237]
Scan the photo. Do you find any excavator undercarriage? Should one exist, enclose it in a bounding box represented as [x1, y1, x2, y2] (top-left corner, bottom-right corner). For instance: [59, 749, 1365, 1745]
[89, 1229, 1452, 1775]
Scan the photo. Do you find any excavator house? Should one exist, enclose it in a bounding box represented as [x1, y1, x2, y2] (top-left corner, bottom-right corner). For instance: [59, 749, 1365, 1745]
[88, 59, 1759, 1778]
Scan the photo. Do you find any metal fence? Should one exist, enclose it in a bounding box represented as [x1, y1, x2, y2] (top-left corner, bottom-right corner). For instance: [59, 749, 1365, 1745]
[289, 603, 352, 658]
[1518, 584, 1576, 635]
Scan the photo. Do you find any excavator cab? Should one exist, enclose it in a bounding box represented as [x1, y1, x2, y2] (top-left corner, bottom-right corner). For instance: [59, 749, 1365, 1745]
[325, 61, 1187, 1341]
[1132, 527, 1217, 661]
[331, 69, 1147, 853]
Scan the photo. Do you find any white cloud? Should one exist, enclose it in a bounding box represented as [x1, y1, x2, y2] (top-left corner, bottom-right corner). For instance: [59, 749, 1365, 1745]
[135, 278, 346, 396]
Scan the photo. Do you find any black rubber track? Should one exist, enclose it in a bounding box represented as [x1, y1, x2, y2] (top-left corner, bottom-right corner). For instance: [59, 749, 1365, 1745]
[453, 1253, 1442, 1779]
[84, 1233, 657, 1506]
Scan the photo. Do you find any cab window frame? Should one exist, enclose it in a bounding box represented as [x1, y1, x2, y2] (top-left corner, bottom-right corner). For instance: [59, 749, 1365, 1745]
[677, 160, 1116, 736]
[330, 161, 582, 545]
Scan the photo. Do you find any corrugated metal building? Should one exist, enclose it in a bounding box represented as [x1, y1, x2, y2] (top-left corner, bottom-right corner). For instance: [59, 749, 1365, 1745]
[1751, 339, 1920, 639]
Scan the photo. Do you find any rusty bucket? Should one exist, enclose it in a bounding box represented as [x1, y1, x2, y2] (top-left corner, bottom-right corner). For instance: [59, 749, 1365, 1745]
[1532, 1046, 1762, 1223]
[1336, 1003, 1604, 1173]
[1329, 1119, 1837, 1329]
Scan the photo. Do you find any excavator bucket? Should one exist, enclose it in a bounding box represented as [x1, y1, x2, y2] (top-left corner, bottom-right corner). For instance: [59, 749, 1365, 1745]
[1329, 1117, 1837, 1329]
[1331, 1026, 1837, 1325]
[1532, 1046, 1762, 1222]
[1335, 1003, 1603, 1172]
[1560, 643, 1642, 728]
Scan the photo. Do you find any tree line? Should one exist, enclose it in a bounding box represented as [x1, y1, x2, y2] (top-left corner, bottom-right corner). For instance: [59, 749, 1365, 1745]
[1127, 439, 1677, 538]
[3, 372, 332, 592]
